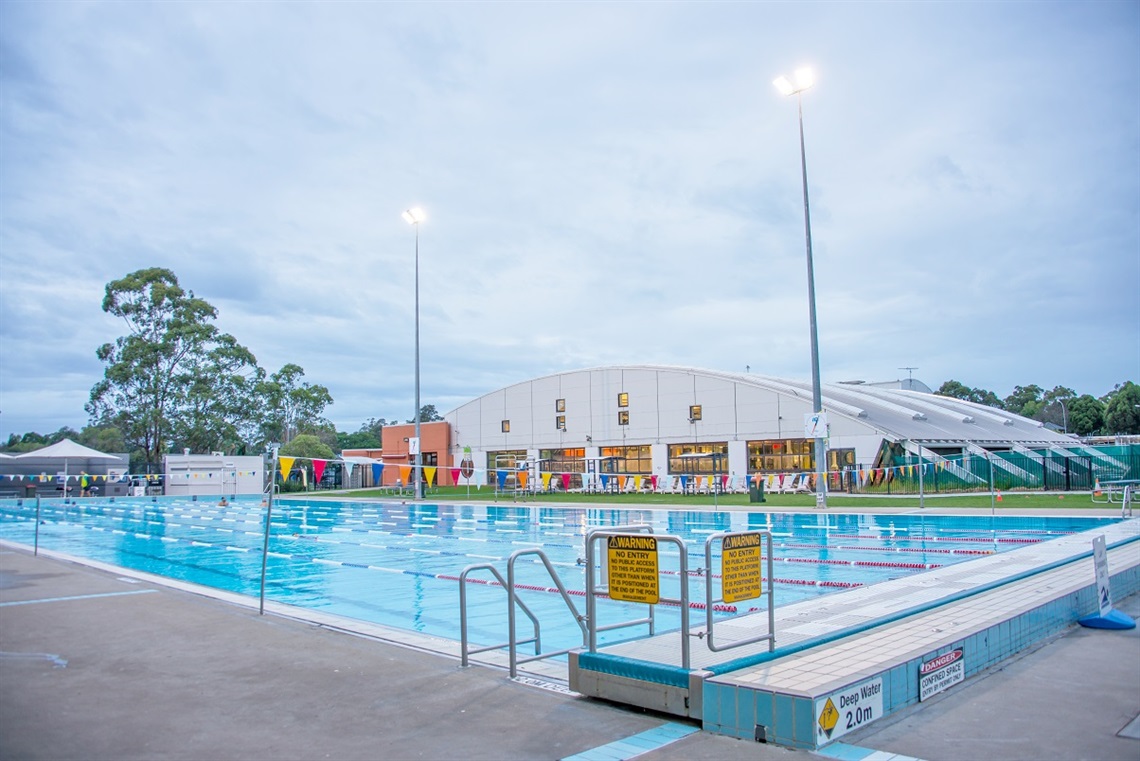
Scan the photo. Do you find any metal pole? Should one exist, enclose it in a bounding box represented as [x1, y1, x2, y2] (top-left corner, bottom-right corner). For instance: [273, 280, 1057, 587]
[34, 495, 40, 556]
[414, 222, 422, 501]
[259, 449, 277, 615]
[917, 443, 925, 510]
[796, 93, 827, 509]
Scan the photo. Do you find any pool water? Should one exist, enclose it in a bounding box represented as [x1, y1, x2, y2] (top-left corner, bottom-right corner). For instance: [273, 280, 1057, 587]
[0, 496, 1117, 655]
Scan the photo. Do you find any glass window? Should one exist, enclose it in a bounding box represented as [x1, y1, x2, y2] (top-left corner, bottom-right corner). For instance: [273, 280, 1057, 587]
[539, 448, 586, 488]
[556, 415, 566, 430]
[556, 398, 565, 412]
[618, 411, 629, 425]
[689, 405, 702, 421]
[487, 450, 527, 486]
[501, 420, 510, 433]
[746, 439, 855, 474]
[618, 392, 629, 408]
[600, 445, 652, 474]
[667, 442, 728, 474]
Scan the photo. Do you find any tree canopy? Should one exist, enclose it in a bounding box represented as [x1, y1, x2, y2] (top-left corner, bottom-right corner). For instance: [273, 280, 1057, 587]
[84, 268, 333, 468]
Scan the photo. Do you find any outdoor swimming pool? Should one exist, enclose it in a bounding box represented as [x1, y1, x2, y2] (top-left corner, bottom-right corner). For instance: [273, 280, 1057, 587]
[0, 496, 1119, 656]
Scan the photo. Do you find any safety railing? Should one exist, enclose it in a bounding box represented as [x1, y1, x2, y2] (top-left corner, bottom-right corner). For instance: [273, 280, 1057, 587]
[458, 547, 587, 678]
[459, 562, 541, 673]
[584, 528, 691, 670]
[700, 531, 775, 653]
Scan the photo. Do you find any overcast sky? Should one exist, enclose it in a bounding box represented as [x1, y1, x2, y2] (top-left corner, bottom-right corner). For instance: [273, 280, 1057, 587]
[1, 1, 1137, 441]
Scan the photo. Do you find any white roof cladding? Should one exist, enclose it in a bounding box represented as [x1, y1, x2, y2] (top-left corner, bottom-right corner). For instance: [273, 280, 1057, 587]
[447, 364, 1077, 449]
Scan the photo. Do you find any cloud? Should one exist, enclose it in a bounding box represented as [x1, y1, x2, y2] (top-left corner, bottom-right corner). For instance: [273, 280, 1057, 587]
[1, 1, 1136, 440]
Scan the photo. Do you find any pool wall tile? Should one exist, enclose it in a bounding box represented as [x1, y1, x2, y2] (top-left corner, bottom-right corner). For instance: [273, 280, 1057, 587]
[735, 689, 756, 733]
[754, 690, 774, 731]
[792, 696, 814, 746]
[773, 694, 795, 746]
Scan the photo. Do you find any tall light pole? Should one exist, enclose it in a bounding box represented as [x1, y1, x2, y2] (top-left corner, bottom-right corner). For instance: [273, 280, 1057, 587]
[774, 66, 827, 509]
[402, 207, 427, 500]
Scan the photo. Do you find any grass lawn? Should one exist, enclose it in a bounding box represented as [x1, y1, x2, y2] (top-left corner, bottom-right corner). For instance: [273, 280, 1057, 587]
[315, 486, 1107, 511]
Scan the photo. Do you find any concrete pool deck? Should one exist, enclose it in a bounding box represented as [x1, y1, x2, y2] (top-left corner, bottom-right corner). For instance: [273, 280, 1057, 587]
[2, 532, 1139, 760]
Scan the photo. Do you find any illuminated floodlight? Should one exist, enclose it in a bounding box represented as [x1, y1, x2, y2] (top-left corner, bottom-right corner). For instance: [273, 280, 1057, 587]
[773, 67, 814, 96]
[402, 207, 427, 225]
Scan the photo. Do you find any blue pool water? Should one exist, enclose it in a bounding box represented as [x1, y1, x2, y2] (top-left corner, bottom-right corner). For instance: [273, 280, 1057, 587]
[0, 496, 1118, 655]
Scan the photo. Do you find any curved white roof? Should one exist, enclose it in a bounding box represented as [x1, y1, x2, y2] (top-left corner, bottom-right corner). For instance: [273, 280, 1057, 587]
[453, 365, 1076, 448]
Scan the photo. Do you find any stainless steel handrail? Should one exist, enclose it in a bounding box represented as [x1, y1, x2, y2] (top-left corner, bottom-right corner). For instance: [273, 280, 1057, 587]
[701, 530, 775, 653]
[585, 530, 690, 670]
[506, 549, 587, 677]
[459, 562, 540, 670]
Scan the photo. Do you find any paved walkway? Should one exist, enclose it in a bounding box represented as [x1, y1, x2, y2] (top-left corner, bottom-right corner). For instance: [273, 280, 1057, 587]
[2, 541, 1137, 761]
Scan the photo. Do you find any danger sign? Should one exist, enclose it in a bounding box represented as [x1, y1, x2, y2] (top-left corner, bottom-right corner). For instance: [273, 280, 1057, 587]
[606, 535, 659, 604]
[721, 532, 762, 603]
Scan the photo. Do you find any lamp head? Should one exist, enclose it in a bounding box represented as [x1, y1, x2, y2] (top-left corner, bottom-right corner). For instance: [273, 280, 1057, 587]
[402, 207, 427, 225]
[773, 67, 814, 96]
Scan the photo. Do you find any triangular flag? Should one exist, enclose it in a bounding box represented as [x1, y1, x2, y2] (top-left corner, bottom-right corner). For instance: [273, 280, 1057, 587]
[279, 457, 295, 481]
[650, 475, 658, 491]
[450, 467, 461, 485]
[371, 462, 382, 485]
[542, 472, 553, 490]
[680, 475, 689, 490]
[517, 471, 528, 489]
[634, 475, 642, 491]
[312, 459, 327, 484]
[497, 470, 508, 489]
[399, 465, 412, 485]
[560, 473, 571, 490]
[617, 475, 627, 491]
[425, 466, 437, 487]
[600, 474, 610, 489]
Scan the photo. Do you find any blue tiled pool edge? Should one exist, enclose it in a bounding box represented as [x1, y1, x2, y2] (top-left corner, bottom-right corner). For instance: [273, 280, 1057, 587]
[700, 554, 1140, 749]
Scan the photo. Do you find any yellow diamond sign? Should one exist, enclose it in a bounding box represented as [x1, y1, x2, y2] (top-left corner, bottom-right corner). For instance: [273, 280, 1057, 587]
[818, 697, 839, 738]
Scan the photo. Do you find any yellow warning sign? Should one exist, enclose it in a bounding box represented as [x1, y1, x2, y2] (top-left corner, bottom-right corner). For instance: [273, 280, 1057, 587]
[721, 532, 762, 603]
[606, 535, 659, 604]
[817, 697, 839, 737]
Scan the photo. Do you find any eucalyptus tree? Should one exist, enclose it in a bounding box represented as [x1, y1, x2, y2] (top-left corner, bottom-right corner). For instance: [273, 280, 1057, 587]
[171, 332, 260, 455]
[256, 363, 334, 446]
[86, 268, 257, 465]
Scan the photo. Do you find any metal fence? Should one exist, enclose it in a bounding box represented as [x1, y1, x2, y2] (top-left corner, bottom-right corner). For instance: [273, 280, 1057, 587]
[835, 446, 1139, 496]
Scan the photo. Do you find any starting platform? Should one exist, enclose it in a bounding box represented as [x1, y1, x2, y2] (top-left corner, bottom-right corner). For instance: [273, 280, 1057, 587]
[568, 519, 1140, 750]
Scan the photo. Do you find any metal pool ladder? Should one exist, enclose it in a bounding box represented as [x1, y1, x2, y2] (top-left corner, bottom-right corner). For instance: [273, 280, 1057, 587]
[459, 548, 588, 678]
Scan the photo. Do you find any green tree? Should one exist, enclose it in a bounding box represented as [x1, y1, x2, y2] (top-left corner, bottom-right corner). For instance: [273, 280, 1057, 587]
[1037, 386, 1077, 430]
[1003, 384, 1044, 418]
[408, 404, 444, 424]
[47, 426, 81, 444]
[171, 333, 259, 455]
[279, 433, 336, 487]
[78, 424, 127, 454]
[337, 430, 381, 450]
[257, 363, 334, 445]
[87, 268, 247, 466]
[936, 380, 1003, 408]
[1067, 394, 1105, 436]
[1103, 381, 1140, 434]
[279, 433, 336, 460]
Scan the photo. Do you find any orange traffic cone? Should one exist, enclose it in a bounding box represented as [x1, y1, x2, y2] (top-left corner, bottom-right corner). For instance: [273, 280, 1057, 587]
[996, 491, 1003, 502]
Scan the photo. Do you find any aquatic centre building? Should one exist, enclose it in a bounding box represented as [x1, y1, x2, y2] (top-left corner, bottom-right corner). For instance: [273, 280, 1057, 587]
[428, 365, 1114, 492]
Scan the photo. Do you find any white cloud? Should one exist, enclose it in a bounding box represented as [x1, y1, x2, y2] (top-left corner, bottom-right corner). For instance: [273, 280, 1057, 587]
[1, 1, 1136, 440]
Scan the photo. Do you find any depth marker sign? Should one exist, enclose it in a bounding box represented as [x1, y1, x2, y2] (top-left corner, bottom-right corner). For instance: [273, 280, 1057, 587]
[721, 532, 762, 603]
[606, 535, 659, 604]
